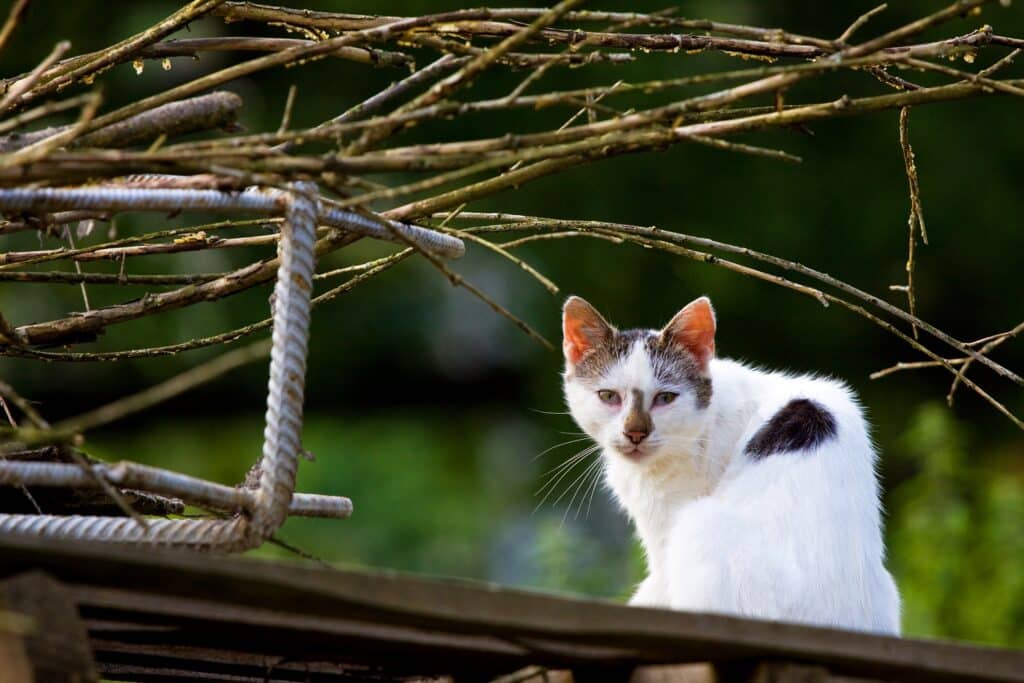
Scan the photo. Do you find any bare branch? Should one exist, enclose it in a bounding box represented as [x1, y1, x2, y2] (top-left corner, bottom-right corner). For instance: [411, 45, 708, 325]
[0, 0, 30, 57]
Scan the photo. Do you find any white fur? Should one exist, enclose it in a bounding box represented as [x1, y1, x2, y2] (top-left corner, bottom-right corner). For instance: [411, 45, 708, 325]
[565, 349, 901, 634]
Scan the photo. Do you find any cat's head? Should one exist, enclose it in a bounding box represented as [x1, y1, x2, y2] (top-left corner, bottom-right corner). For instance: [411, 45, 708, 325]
[562, 295, 715, 463]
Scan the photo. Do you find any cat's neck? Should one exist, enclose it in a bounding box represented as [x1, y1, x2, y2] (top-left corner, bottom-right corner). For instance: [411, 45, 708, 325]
[604, 358, 760, 566]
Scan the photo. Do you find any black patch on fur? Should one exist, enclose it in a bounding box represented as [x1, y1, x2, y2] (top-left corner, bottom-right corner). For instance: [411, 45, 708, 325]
[744, 399, 837, 459]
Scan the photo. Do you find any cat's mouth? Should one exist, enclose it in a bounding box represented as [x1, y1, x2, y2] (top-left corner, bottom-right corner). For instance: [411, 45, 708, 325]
[618, 443, 651, 460]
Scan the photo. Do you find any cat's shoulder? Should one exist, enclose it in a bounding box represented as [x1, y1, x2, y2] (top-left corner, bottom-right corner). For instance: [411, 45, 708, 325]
[712, 357, 869, 457]
[712, 357, 859, 406]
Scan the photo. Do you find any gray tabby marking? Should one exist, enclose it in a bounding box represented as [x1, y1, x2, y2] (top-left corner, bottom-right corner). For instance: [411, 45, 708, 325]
[624, 389, 652, 441]
[572, 328, 712, 409]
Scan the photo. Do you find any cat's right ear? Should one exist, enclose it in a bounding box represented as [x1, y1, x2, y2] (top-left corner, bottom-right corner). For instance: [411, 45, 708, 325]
[562, 296, 613, 365]
[661, 296, 716, 371]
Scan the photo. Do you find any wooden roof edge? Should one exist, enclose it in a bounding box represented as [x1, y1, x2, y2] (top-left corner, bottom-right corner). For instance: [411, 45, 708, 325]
[0, 535, 1021, 682]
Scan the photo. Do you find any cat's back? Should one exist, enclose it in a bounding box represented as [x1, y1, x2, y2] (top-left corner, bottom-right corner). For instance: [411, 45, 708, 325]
[713, 360, 881, 522]
[711, 359, 874, 467]
[668, 360, 899, 632]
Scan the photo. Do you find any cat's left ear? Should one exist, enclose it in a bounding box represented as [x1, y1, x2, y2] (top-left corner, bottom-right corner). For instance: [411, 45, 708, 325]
[661, 296, 716, 371]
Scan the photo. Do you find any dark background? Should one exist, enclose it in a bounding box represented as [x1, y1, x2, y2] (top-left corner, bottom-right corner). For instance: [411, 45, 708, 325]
[1, 0, 1022, 645]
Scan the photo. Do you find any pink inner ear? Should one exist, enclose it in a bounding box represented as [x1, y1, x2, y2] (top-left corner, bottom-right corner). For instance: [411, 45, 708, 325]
[666, 298, 716, 369]
[563, 315, 594, 365]
[563, 298, 610, 365]
[565, 317, 589, 366]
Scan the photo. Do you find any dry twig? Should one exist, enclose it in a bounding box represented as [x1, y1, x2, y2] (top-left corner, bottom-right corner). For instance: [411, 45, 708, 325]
[0, 0, 1020, 439]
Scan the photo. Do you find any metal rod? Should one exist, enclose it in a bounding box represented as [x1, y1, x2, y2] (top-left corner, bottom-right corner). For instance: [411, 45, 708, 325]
[0, 182, 351, 548]
[0, 185, 465, 258]
[0, 461, 352, 519]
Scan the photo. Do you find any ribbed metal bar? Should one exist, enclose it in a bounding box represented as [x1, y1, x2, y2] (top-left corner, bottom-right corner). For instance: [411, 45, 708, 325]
[0, 185, 465, 257]
[0, 461, 352, 519]
[0, 187, 283, 214]
[0, 182, 352, 548]
[288, 492, 353, 519]
[320, 207, 464, 258]
[249, 181, 317, 539]
[0, 461, 248, 510]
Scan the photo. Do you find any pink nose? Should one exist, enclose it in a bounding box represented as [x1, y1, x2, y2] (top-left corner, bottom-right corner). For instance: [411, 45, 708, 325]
[624, 431, 648, 445]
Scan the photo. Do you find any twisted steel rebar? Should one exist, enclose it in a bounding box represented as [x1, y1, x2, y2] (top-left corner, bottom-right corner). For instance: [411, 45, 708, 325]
[0, 461, 353, 518]
[249, 180, 318, 540]
[0, 182, 344, 549]
[0, 185, 465, 257]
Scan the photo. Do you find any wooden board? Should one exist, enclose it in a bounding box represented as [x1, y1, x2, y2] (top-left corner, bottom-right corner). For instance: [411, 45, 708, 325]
[0, 535, 1020, 682]
[0, 571, 97, 681]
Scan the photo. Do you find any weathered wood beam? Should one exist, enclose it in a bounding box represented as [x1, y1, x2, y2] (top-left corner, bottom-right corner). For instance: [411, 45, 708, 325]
[0, 536, 1019, 683]
[0, 571, 97, 682]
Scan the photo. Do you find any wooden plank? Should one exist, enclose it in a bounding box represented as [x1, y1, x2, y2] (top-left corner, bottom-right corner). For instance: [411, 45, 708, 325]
[746, 662, 881, 683]
[0, 535, 1020, 682]
[73, 585, 665, 680]
[630, 663, 885, 683]
[0, 571, 98, 682]
[629, 663, 717, 683]
[0, 628, 33, 683]
[75, 585, 542, 680]
[90, 639, 390, 682]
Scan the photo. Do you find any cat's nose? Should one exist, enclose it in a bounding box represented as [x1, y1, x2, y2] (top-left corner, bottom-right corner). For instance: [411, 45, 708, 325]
[624, 430, 648, 445]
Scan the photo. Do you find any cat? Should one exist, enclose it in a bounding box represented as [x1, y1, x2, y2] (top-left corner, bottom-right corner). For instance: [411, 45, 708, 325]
[561, 294, 901, 634]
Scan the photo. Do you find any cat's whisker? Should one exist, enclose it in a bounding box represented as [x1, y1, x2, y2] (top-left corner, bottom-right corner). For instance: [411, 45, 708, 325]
[530, 435, 592, 463]
[565, 458, 601, 515]
[557, 457, 603, 525]
[537, 443, 600, 481]
[573, 458, 603, 521]
[536, 438, 598, 475]
[535, 444, 599, 492]
[535, 458, 599, 508]
[563, 471, 596, 526]
[583, 461, 606, 519]
[534, 461, 589, 514]
[530, 408, 573, 416]
[533, 445, 600, 508]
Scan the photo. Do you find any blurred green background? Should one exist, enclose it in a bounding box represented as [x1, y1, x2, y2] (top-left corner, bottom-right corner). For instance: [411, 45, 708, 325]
[1, 0, 1022, 647]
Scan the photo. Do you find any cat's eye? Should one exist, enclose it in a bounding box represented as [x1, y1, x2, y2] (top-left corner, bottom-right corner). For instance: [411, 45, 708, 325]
[654, 391, 679, 406]
[597, 390, 621, 405]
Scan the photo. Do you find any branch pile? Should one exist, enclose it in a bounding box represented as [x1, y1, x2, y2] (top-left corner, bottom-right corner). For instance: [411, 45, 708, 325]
[1, 0, 1022, 451]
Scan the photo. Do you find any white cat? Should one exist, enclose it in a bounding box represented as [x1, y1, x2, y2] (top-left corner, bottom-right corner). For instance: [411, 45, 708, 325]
[561, 295, 901, 634]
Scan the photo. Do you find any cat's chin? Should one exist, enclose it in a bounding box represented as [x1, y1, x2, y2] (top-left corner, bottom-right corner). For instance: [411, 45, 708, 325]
[613, 444, 654, 462]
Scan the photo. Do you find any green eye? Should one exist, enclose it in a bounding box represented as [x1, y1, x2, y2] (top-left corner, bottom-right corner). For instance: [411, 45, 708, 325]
[597, 390, 621, 405]
[654, 392, 678, 406]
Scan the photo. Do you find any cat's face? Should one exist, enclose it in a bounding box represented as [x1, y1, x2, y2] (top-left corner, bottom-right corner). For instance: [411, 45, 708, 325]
[562, 296, 715, 463]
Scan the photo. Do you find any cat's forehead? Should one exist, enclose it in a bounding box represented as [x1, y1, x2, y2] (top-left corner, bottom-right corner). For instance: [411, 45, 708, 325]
[571, 328, 649, 382]
[572, 328, 704, 388]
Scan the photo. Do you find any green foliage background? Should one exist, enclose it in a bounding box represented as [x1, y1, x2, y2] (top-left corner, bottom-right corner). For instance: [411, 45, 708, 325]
[1, 0, 1022, 646]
